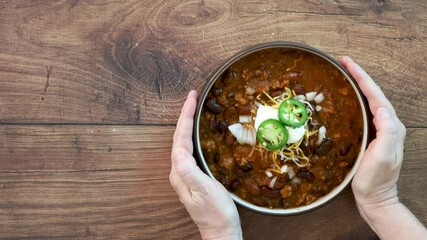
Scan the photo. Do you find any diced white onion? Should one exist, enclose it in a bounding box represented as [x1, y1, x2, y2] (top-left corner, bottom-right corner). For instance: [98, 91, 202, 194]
[288, 166, 296, 179]
[291, 177, 301, 185]
[239, 115, 252, 123]
[228, 123, 257, 146]
[269, 176, 277, 188]
[305, 92, 317, 101]
[295, 95, 306, 101]
[281, 165, 289, 174]
[316, 105, 322, 112]
[314, 92, 325, 103]
[316, 126, 327, 145]
[265, 170, 273, 178]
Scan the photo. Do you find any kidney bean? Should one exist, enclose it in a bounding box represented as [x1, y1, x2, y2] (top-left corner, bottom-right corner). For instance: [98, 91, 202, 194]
[217, 96, 228, 107]
[244, 178, 261, 195]
[229, 179, 241, 192]
[297, 171, 316, 182]
[293, 85, 305, 95]
[251, 197, 266, 206]
[270, 90, 282, 97]
[266, 178, 285, 190]
[205, 99, 222, 114]
[261, 186, 281, 199]
[238, 103, 252, 115]
[252, 174, 267, 187]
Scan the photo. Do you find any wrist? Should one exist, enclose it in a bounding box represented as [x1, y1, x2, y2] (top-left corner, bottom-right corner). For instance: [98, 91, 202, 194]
[199, 226, 243, 240]
[355, 195, 400, 226]
[355, 192, 400, 212]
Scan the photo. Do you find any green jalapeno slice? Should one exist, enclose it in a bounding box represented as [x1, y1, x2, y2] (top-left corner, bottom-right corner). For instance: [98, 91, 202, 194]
[278, 99, 308, 128]
[257, 119, 289, 150]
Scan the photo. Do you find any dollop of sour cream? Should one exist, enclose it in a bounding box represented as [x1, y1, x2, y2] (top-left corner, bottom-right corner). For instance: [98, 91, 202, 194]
[254, 105, 305, 144]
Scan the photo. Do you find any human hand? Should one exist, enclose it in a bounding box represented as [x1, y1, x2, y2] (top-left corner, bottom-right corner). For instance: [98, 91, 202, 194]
[170, 90, 242, 240]
[340, 56, 406, 210]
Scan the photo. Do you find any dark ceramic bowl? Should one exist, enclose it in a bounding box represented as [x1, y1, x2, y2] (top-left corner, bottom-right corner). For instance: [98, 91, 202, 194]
[194, 42, 369, 215]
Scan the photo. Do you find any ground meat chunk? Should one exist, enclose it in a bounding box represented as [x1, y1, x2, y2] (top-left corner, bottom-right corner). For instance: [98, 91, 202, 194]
[234, 93, 248, 105]
[201, 139, 216, 153]
[233, 145, 253, 165]
[280, 185, 293, 198]
[219, 153, 235, 170]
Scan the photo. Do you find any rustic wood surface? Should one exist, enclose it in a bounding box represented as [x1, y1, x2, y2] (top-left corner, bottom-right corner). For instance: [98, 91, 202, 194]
[0, 0, 426, 239]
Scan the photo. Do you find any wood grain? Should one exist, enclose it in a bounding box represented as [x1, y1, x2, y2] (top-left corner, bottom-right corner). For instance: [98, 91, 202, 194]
[1, 0, 426, 239]
[0, 0, 426, 125]
[0, 125, 426, 239]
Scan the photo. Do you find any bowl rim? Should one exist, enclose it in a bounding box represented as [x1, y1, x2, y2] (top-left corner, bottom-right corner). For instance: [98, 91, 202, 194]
[193, 41, 369, 215]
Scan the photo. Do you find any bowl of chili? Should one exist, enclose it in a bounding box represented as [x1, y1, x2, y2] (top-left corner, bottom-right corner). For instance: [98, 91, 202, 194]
[194, 42, 369, 215]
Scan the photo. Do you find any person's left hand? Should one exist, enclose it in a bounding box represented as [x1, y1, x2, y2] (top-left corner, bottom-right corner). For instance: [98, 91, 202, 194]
[170, 90, 242, 240]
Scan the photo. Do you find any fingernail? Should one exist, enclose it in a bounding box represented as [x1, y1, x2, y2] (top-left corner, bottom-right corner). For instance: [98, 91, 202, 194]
[378, 107, 391, 120]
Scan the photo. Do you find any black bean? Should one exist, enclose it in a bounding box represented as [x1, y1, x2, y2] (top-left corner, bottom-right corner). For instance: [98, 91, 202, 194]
[213, 152, 220, 164]
[229, 179, 241, 192]
[214, 87, 223, 96]
[205, 99, 222, 114]
[314, 138, 334, 155]
[218, 120, 228, 134]
[236, 168, 249, 178]
[340, 143, 353, 156]
[210, 119, 218, 131]
[218, 174, 229, 188]
[240, 163, 253, 173]
[297, 171, 316, 182]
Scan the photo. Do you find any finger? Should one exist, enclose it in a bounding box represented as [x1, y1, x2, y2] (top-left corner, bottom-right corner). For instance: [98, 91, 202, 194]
[370, 107, 400, 167]
[173, 90, 198, 153]
[173, 147, 213, 191]
[339, 56, 396, 116]
[169, 164, 192, 202]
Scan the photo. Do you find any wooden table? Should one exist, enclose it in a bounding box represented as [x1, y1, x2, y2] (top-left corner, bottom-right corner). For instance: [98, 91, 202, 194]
[1, 1, 426, 239]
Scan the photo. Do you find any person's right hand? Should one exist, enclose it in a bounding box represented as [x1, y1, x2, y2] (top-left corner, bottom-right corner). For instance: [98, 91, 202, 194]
[170, 90, 242, 240]
[340, 56, 406, 210]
